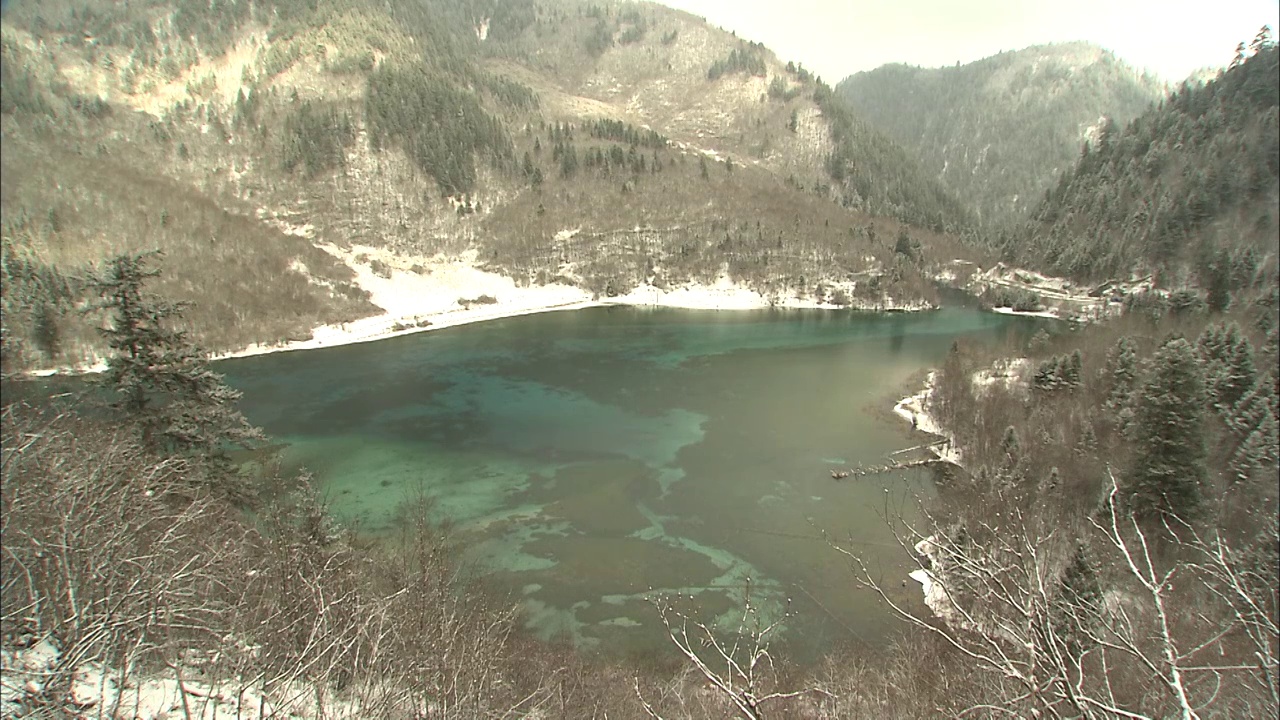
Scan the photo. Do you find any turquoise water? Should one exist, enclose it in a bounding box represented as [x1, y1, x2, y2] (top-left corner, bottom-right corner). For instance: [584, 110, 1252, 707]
[219, 305, 1039, 661]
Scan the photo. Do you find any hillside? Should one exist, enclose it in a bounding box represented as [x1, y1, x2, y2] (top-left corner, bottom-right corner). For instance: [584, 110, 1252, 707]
[0, 0, 975, 373]
[836, 42, 1165, 225]
[999, 36, 1279, 290]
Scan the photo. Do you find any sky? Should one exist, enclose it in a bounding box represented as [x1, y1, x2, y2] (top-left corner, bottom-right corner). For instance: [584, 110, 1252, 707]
[657, 0, 1280, 84]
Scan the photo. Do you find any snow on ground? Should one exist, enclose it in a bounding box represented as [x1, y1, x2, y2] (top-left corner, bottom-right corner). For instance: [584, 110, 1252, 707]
[895, 358, 1035, 614]
[968, 262, 1157, 322]
[892, 371, 964, 466]
[910, 537, 964, 629]
[214, 250, 936, 363]
[991, 306, 1060, 319]
[1, 639, 362, 719]
[215, 245, 597, 361]
[28, 246, 936, 375]
[972, 357, 1032, 395]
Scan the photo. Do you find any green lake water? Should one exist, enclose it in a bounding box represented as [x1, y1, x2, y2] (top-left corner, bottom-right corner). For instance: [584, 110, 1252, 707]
[218, 305, 1040, 661]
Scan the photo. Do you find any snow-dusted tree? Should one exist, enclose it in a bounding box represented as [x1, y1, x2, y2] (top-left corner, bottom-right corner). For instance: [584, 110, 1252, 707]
[1104, 336, 1139, 433]
[843, 475, 1278, 719]
[1126, 337, 1207, 523]
[91, 251, 262, 479]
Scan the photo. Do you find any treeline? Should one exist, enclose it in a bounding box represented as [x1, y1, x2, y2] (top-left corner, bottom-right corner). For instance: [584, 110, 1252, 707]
[707, 42, 768, 80]
[586, 118, 668, 149]
[551, 141, 668, 180]
[364, 64, 515, 195]
[814, 81, 975, 233]
[0, 239, 83, 367]
[835, 43, 1163, 225]
[1004, 31, 1279, 282]
[281, 100, 355, 177]
[910, 286, 1280, 715]
[934, 294, 1279, 526]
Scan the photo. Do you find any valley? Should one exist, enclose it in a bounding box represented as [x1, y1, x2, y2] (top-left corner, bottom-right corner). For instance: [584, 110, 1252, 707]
[1, 1, 1277, 718]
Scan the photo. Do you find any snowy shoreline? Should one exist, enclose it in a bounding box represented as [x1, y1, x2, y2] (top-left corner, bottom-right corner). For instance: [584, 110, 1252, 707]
[891, 371, 963, 466]
[28, 246, 938, 375]
[212, 247, 938, 363]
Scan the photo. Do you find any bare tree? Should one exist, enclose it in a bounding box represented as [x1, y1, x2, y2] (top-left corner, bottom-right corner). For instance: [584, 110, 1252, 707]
[638, 584, 830, 719]
[837, 472, 1279, 719]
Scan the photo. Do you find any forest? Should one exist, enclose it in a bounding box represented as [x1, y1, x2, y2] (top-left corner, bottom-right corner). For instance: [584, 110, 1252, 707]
[1, 0, 1278, 717]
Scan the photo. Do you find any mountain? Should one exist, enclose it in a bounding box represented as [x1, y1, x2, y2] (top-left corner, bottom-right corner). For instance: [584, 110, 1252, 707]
[1000, 38, 1278, 289]
[836, 42, 1165, 225]
[0, 0, 972, 372]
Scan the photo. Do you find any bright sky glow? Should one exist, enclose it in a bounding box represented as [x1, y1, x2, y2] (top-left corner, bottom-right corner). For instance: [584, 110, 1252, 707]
[657, 0, 1280, 83]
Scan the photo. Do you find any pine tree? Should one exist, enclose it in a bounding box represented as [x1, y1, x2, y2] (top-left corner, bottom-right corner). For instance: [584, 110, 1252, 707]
[1231, 378, 1277, 437]
[1065, 349, 1083, 388]
[31, 299, 60, 360]
[1200, 322, 1257, 411]
[1052, 543, 1102, 656]
[1034, 356, 1060, 390]
[1220, 330, 1258, 410]
[1000, 425, 1021, 470]
[92, 252, 262, 474]
[1206, 249, 1232, 313]
[1126, 338, 1207, 522]
[1076, 423, 1098, 456]
[1105, 337, 1138, 421]
[1230, 410, 1279, 482]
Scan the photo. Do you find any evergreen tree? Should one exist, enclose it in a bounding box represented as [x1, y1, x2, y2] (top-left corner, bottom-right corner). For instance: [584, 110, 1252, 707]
[92, 252, 262, 475]
[1200, 322, 1257, 411]
[1206, 248, 1232, 313]
[1220, 331, 1258, 410]
[1126, 338, 1207, 522]
[1034, 356, 1060, 390]
[1000, 425, 1021, 469]
[31, 299, 60, 359]
[1065, 349, 1083, 388]
[1076, 423, 1098, 456]
[1230, 378, 1278, 437]
[1052, 543, 1102, 656]
[1230, 410, 1279, 482]
[1105, 337, 1139, 423]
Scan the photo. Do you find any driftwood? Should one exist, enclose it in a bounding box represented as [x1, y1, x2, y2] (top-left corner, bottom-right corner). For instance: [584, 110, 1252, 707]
[831, 441, 951, 480]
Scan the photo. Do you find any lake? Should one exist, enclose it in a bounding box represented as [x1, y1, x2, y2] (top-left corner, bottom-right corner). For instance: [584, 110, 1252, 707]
[219, 305, 1040, 662]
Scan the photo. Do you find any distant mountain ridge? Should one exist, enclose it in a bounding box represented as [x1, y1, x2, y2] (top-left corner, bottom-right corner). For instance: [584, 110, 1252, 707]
[0, 0, 974, 371]
[1003, 39, 1279, 287]
[836, 42, 1165, 225]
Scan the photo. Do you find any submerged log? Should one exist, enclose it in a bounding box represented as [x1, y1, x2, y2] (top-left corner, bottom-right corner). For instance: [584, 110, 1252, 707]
[831, 456, 944, 480]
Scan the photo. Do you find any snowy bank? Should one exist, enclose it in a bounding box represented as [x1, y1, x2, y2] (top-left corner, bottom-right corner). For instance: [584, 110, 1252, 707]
[892, 371, 963, 466]
[26, 246, 938, 375]
[990, 306, 1061, 320]
[909, 536, 964, 629]
[1, 638, 364, 719]
[200, 248, 934, 362]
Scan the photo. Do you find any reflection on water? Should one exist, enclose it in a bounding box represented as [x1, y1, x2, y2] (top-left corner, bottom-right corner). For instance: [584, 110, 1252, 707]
[220, 306, 1040, 661]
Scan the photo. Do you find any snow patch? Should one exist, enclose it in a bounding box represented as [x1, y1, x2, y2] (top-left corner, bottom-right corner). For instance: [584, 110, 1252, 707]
[893, 372, 963, 466]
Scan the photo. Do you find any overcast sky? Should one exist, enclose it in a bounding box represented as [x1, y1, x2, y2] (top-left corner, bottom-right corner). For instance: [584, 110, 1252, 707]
[657, 0, 1280, 84]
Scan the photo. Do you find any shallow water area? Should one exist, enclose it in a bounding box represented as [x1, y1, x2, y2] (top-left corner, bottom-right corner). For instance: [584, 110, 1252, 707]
[220, 305, 1040, 661]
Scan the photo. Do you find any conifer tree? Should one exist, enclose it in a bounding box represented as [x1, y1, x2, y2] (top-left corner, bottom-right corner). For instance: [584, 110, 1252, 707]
[1105, 337, 1138, 422]
[92, 252, 262, 472]
[1052, 543, 1102, 656]
[1065, 349, 1083, 388]
[1230, 378, 1277, 437]
[1199, 322, 1257, 411]
[1220, 331, 1258, 409]
[1000, 425, 1021, 469]
[1230, 410, 1279, 482]
[1126, 337, 1207, 522]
